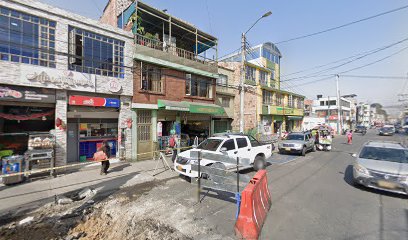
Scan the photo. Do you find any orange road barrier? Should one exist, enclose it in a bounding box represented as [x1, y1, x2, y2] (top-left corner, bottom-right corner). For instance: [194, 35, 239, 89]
[235, 170, 271, 240]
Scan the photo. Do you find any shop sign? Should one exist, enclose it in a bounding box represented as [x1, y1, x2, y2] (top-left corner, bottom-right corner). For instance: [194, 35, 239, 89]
[189, 105, 224, 115]
[165, 106, 189, 111]
[69, 95, 120, 108]
[0, 85, 55, 103]
[19, 66, 95, 92]
[108, 79, 122, 93]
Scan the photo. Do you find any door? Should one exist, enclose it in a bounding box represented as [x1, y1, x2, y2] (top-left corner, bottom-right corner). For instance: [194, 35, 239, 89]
[137, 110, 153, 160]
[305, 133, 313, 150]
[236, 137, 251, 160]
[219, 139, 237, 161]
[67, 122, 78, 163]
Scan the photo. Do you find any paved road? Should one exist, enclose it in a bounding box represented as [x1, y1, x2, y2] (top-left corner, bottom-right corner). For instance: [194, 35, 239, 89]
[261, 130, 408, 240]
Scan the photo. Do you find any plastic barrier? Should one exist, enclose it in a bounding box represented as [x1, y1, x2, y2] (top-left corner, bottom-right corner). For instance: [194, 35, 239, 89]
[235, 170, 271, 240]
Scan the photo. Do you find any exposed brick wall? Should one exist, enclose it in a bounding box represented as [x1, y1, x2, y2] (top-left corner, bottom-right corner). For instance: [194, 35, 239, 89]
[99, 0, 116, 26]
[133, 61, 215, 105]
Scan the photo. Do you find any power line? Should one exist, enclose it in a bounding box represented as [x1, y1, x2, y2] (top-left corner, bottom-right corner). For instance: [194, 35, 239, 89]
[281, 36, 408, 82]
[275, 4, 408, 45]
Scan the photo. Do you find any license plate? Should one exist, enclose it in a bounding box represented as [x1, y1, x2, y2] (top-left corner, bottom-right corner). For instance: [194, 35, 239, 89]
[285, 148, 291, 151]
[377, 180, 397, 189]
[176, 165, 183, 171]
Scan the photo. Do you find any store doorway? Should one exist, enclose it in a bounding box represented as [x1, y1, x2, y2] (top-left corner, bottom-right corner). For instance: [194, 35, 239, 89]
[137, 110, 153, 160]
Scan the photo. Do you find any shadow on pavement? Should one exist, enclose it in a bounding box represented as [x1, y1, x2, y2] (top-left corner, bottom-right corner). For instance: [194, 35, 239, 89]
[343, 165, 408, 199]
[109, 163, 131, 173]
[200, 188, 236, 204]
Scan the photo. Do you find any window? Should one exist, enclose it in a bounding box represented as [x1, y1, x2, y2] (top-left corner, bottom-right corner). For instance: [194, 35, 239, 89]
[217, 74, 228, 86]
[197, 139, 223, 151]
[259, 71, 267, 85]
[320, 101, 325, 106]
[236, 138, 248, 148]
[141, 63, 163, 93]
[186, 74, 213, 98]
[288, 95, 294, 108]
[262, 48, 280, 64]
[276, 93, 283, 106]
[68, 26, 124, 78]
[245, 66, 256, 82]
[297, 98, 304, 109]
[248, 135, 260, 147]
[221, 139, 236, 151]
[270, 70, 275, 80]
[0, 7, 56, 67]
[263, 90, 273, 104]
[220, 97, 230, 107]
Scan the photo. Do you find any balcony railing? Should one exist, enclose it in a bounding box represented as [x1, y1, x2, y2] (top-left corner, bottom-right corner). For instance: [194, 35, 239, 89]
[135, 34, 216, 67]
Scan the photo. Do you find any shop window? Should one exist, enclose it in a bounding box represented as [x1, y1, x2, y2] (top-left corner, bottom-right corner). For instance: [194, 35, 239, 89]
[221, 139, 235, 151]
[141, 63, 163, 93]
[68, 26, 124, 78]
[79, 122, 118, 138]
[0, 7, 56, 67]
[236, 138, 248, 149]
[186, 74, 213, 98]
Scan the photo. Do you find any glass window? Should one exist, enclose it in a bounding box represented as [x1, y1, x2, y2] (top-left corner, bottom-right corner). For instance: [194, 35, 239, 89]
[141, 63, 163, 93]
[187, 74, 213, 98]
[236, 138, 248, 148]
[197, 139, 223, 151]
[217, 74, 228, 86]
[221, 97, 230, 107]
[248, 135, 260, 147]
[262, 90, 273, 105]
[68, 26, 124, 78]
[221, 139, 236, 151]
[359, 147, 407, 163]
[287, 134, 304, 141]
[245, 66, 256, 82]
[259, 71, 267, 85]
[0, 7, 55, 67]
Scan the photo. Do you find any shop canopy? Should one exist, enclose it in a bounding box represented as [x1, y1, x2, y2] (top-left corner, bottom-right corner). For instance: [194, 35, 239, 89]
[157, 99, 224, 115]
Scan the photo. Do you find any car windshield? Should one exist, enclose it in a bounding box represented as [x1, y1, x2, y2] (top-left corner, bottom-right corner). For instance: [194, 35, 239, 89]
[197, 139, 223, 151]
[286, 134, 304, 141]
[381, 127, 392, 131]
[359, 146, 408, 163]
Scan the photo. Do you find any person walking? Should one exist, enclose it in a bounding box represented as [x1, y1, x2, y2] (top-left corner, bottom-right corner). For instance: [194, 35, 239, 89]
[169, 130, 179, 162]
[99, 141, 111, 175]
[347, 130, 353, 145]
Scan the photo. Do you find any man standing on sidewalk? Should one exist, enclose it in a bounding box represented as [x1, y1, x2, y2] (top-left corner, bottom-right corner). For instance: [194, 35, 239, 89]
[169, 130, 179, 162]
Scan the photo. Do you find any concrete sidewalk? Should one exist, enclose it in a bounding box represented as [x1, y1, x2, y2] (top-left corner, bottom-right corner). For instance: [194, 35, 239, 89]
[0, 158, 177, 215]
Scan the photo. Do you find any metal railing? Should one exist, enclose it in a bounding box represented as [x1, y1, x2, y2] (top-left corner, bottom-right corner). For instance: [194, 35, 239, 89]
[135, 34, 216, 67]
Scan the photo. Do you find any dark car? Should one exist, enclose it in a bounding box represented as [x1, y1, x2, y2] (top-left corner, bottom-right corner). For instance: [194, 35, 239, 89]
[355, 125, 367, 133]
[379, 127, 394, 136]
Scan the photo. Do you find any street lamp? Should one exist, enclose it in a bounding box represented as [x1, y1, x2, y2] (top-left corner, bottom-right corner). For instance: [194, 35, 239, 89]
[240, 11, 272, 133]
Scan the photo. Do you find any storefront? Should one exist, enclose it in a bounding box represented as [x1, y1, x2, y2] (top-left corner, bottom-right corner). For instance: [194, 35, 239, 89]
[0, 85, 56, 175]
[67, 95, 121, 163]
[134, 100, 224, 160]
[286, 116, 303, 132]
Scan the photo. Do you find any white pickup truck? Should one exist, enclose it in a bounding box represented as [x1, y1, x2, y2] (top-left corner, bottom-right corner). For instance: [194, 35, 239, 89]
[174, 134, 273, 178]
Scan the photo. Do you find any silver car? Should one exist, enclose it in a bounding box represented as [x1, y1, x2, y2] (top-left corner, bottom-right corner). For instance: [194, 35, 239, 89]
[352, 141, 408, 195]
[278, 132, 315, 156]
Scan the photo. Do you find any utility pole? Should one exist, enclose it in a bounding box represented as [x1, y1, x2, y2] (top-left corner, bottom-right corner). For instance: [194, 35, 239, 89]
[239, 33, 246, 133]
[336, 75, 342, 135]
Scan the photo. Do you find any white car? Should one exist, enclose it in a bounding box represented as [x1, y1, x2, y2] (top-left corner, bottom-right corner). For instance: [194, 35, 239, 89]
[174, 134, 273, 178]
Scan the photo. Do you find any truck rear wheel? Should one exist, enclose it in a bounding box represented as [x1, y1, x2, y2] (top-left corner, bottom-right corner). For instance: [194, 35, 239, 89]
[254, 155, 266, 171]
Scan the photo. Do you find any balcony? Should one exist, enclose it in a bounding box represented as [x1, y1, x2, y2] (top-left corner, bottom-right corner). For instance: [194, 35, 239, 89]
[131, 1, 218, 74]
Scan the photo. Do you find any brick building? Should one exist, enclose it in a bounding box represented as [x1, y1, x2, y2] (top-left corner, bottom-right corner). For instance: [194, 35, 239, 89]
[100, 0, 222, 160]
[0, 0, 134, 166]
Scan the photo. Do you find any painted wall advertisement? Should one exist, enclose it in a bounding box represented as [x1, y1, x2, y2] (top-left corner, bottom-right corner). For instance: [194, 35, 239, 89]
[17, 65, 96, 92]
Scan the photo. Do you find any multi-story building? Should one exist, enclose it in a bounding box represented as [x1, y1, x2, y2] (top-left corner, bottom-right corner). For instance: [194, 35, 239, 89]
[304, 99, 314, 117]
[220, 42, 304, 138]
[0, 0, 134, 165]
[356, 103, 371, 127]
[213, 65, 236, 134]
[313, 96, 351, 133]
[342, 94, 357, 129]
[101, 0, 222, 159]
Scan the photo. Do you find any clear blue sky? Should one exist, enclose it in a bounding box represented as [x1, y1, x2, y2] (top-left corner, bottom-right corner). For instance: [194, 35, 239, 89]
[40, 0, 408, 115]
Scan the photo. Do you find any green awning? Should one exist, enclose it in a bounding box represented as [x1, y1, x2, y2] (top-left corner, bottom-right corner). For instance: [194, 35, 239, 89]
[157, 100, 189, 111]
[189, 102, 224, 115]
[287, 116, 303, 120]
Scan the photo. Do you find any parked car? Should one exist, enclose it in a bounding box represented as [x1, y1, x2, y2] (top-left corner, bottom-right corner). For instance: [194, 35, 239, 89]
[379, 127, 394, 136]
[278, 132, 315, 156]
[352, 141, 408, 195]
[174, 134, 273, 178]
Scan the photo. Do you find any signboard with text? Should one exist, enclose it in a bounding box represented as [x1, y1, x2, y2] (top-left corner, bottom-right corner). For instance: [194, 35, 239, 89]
[68, 95, 120, 108]
[0, 85, 55, 103]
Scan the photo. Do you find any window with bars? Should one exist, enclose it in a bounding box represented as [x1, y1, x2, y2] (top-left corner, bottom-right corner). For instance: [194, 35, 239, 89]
[245, 66, 256, 82]
[0, 7, 56, 67]
[68, 26, 124, 78]
[141, 63, 163, 93]
[288, 95, 294, 108]
[137, 110, 151, 141]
